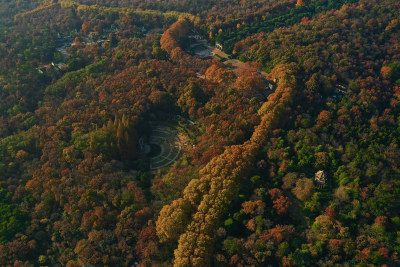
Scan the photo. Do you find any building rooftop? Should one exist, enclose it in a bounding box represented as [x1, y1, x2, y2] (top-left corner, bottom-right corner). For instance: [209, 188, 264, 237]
[315, 170, 328, 186]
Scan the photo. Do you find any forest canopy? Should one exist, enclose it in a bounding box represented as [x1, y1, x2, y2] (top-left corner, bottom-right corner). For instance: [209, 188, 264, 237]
[0, 0, 400, 266]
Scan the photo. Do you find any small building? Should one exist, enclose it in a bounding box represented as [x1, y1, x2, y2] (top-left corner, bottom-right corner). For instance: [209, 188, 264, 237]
[265, 80, 276, 91]
[216, 42, 223, 50]
[315, 170, 328, 187]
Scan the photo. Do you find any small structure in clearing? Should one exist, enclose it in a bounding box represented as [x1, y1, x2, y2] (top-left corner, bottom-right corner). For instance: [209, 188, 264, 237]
[216, 42, 223, 50]
[315, 170, 328, 187]
[264, 79, 276, 91]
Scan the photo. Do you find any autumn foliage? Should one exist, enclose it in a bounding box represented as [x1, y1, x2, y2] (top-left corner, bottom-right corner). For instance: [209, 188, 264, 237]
[1, 0, 400, 266]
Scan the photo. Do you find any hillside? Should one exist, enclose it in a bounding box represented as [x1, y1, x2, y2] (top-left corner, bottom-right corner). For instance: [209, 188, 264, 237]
[0, 0, 399, 266]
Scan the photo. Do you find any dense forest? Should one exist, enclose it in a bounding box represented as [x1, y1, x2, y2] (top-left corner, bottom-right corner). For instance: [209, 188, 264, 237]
[0, 0, 400, 266]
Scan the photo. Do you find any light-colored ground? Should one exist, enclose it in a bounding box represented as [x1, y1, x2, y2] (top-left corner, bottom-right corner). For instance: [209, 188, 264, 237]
[224, 58, 267, 76]
[212, 48, 229, 58]
[192, 40, 267, 76]
[145, 28, 163, 37]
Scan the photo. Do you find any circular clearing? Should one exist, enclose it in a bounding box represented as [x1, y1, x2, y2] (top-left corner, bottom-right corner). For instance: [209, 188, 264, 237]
[148, 143, 162, 157]
[148, 125, 182, 170]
